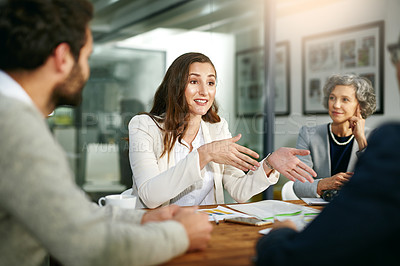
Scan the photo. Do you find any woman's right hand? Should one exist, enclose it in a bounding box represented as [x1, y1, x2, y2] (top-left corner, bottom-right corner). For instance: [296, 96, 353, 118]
[316, 172, 353, 196]
[349, 106, 367, 150]
[197, 134, 261, 172]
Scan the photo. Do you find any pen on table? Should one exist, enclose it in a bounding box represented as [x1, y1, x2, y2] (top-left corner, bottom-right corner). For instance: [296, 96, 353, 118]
[212, 214, 219, 225]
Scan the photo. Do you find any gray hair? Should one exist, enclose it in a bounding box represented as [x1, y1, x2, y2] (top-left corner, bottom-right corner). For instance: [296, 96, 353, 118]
[323, 74, 376, 118]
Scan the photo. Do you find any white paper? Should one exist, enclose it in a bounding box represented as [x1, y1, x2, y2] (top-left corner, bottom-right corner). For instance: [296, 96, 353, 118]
[198, 205, 252, 222]
[228, 200, 321, 230]
[258, 228, 272, 235]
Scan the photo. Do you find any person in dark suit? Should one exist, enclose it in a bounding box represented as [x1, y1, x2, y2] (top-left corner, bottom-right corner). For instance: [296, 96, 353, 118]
[255, 36, 400, 265]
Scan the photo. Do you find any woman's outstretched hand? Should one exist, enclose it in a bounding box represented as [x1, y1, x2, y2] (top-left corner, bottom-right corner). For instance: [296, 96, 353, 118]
[267, 147, 317, 183]
[198, 136, 317, 183]
[198, 134, 261, 172]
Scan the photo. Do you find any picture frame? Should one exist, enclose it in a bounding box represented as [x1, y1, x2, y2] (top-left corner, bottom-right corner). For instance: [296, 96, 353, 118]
[236, 42, 291, 117]
[302, 21, 384, 114]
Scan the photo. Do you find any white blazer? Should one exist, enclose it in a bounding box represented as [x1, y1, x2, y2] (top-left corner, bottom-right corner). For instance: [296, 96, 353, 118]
[128, 114, 278, 208]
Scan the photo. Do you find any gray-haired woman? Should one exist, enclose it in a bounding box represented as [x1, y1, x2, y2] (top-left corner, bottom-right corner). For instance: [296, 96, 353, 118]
[293, 74, 376, 199]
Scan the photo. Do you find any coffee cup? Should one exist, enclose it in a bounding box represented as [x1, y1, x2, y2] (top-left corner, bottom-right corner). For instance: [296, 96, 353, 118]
[98, 194, 137, 209]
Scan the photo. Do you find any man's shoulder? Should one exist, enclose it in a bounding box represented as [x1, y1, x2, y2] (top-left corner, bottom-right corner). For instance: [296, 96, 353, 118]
[0, 94, 21, 110]
[376, 121, 400, 129]
[0, 95, 40, 123]
[360, 122, 400, 160]
[369, 122, 400, 140]
[0, 96, 48, 148]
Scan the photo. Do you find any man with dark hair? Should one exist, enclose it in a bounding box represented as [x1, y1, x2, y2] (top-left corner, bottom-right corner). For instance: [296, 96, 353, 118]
[255, 36, 400, 265]
[0, 0, 212, 265]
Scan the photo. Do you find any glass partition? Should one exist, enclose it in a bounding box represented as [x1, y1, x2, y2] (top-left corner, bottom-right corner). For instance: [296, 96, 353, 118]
[51, 47, 165, 198]
[51, 0, 269, 200]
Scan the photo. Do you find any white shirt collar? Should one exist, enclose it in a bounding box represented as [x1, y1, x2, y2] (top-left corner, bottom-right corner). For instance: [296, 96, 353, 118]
[176, 126, 204, 151]
[0, 70, 34, 106]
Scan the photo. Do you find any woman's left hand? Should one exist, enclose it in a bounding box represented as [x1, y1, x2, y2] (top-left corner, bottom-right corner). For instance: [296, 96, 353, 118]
[348, 106, 367, 150]
[198, 134, 261, 172]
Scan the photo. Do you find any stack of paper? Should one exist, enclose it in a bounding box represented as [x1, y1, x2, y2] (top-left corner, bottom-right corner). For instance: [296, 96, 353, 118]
[227, 200, 321, 231]
[198, 206, 252, 222]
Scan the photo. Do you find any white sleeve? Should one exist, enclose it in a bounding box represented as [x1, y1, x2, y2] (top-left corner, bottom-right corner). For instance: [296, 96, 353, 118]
[129, 115, 203, 208]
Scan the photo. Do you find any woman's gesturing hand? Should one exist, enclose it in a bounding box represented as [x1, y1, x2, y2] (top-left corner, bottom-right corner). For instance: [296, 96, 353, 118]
[198, 134, 261, 171]
[267, 147, 317, 183]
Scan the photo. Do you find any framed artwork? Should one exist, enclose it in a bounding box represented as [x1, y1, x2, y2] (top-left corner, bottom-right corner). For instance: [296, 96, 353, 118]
[236, 41, 290, 117]
[302, 21, 384, 114]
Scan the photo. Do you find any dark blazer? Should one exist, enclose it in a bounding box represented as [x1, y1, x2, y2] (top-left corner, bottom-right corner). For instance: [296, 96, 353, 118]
[256, 123, 400, 266]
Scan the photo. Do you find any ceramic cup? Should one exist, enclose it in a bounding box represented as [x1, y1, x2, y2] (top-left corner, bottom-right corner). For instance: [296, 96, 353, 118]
[98, 194, 137, 209]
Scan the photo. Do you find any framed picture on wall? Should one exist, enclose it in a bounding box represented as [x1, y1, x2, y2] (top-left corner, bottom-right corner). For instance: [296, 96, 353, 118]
[302, 21, 384, 114]
[236, 42, 290, 117]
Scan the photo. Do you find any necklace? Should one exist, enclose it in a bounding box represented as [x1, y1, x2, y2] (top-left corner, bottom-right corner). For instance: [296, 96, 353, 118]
[329, 123, 354, 146]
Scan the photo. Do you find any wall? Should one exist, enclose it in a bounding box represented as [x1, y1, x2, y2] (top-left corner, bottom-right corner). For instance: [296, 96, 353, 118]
[273, 0, 400, 187]
[117, 29, 236, 124]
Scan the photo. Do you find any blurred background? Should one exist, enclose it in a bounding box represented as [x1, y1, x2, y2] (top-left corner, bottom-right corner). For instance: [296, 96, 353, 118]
[47, 0, 400, 202]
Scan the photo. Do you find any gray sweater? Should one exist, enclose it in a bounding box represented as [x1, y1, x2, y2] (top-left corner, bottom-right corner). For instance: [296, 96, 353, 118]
[0, 95, 188, 266]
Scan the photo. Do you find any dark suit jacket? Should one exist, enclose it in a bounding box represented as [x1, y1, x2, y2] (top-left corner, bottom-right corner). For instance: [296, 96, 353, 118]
[256, 123, 400, 266]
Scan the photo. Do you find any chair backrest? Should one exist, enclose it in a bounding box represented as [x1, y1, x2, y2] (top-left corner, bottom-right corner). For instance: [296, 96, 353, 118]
[281, 180, 299, 200]
[85, 143, 120, 184]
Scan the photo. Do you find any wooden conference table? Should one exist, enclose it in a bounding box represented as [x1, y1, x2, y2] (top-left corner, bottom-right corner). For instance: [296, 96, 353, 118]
[162, 200, 324, 266]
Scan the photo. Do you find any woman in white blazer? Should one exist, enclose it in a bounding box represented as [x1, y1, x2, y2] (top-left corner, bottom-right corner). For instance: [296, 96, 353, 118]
[293, 74, 376, 198]
[129, 52, 316, 208]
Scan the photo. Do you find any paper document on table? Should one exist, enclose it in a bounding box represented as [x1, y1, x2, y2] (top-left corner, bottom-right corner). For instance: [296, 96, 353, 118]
[198, 206, 251, 222]
[301, 197, 329, 206]
[228, 200, 321, 230]
[258, 228, 272, 235]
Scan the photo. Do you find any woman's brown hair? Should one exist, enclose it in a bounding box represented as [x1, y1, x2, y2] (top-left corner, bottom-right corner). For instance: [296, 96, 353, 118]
[145, 52, 221, 158]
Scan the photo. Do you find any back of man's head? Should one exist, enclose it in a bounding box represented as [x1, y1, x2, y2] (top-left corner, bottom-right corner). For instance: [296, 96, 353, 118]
[0, 0, 93, 71]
